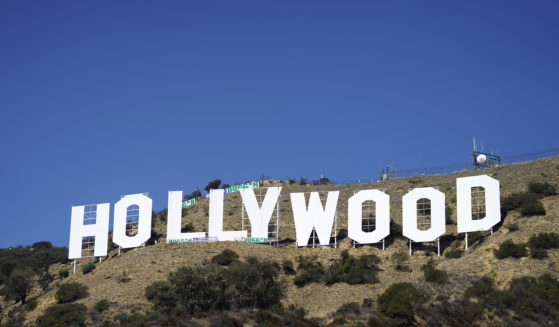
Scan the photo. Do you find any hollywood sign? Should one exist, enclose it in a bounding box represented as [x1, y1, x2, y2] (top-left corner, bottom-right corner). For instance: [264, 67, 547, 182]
[68, 175, 500, 259]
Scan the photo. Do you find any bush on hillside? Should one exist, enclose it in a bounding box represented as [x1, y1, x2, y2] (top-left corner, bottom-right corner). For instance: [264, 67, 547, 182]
[463, 276, 497, 299]
[528, 182, 557, 196]
[520, 201, 546, 216]
[94, 299, 110, 312]
[494, 240, 527, 259]
[58, 269, 69, 279]
[36, 303, 87, 327]
[377, 282, 428, 327]
[3, 267, 34, 304]
[444, 247, 464, 259]
[528, 232, 559, 250]
[211, 249, 239, 266]
[281, 259, 295, 275]
[226, 257, 285, 309]
[293, 255, 324, 287]
[336, 302, 360, 315]
[391, 251, 410, 271]
[324, 250, 381, 285]
[81, 262, 95, 274]
[146, 264, 233, 315]
[56, 282, 89, 304]
[421, 260, 448, 284]
[501, 192, 541, 213]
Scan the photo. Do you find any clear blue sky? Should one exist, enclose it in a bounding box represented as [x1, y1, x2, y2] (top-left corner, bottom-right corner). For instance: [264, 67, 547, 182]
[1, 1, 558, 247]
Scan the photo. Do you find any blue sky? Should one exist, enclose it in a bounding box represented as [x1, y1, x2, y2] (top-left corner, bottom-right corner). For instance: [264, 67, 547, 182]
[1, 1, 558, 247]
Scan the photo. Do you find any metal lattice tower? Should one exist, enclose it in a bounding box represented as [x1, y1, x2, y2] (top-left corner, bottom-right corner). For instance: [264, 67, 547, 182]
[304, 191, 338, 248]
[81, 205, 97, 258]
[471, 187, 486, 220]
[417, 198, 432, 231]
[125, 205, 139, 237]
[241, 187, 280, 246]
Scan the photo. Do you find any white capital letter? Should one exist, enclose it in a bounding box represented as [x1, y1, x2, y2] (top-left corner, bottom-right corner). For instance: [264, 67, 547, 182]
[113, 194, 152, 248]
[208, 189, 247, 241]
[167, 191, 205, 242]
[68, 203, 110, 259]
[239, 187, 282, 239]
[348, 189, 390, 244]
[291, 191, 339, 246]
[402, 187, 445, 242]
[457, 175, 500, 233]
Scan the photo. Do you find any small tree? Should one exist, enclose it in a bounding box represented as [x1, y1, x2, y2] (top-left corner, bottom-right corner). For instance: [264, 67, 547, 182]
[227, 257, 285, 309]
[391, 251, 410, 271]
[211, 249, 239, 266]
[56, 282, 89, 303]
[58, 269, 69, 280]
[377, 282, 428, 327]
[4, 267, 34, 304]
[205, 179, 222, 192]
[36, 303, 87, 327]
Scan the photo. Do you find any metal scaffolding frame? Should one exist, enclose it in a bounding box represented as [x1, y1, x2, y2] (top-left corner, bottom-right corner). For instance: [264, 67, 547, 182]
[125, 205, 140, 237]
[303, 191, 338, 248]
[352, 189, 386, 249]
[465, 186, 489, 250]
[81, 205, 97, 258]
[241, 187, 280, 246]
[408, 187, 441, 256]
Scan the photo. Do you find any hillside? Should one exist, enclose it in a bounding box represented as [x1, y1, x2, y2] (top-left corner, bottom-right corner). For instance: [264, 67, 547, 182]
[5, 156, 559, 326]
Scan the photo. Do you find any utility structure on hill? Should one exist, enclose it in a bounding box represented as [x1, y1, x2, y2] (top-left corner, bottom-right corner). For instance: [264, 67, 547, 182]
[473, 138, 501, 170]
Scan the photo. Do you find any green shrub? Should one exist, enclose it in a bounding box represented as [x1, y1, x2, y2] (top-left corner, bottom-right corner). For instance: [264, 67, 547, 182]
[463, 276, 498, 300]
[145, 281, 176, 314]
[530, 248, 548, 259]
[377, 282, 427, 327]
[227, 257, 285, 309]
[421, 260, 448, 284]
[527, 233, 559, 249]
[391, 251, 410, 271]
[146, 264, 233, 315]
[494, 240, 527, 259]
[520, 201, 545, 216]
[287, 304, 306, 318]
[55, 282, 89, 304]
[25, 298, 38, 311]
[528, 182, 557, 196]
[444, 247, 464, 259]
[362, 297, 373, 308]
[211, 249, 239, 266]
[294, 255, 324, 287]
[502, 274, 559, 314]
[281, 260, 295, 275]
[501, 192, 540, 212]
[94, 299, 110, 312]
[36, 303, 87, 327]
[81, 262, 95, 274]
[468, 231, 485, 244]
[58, 269, 69, 279]
[336, 302, 360, 314]
[506, 223, 519, 231]
[324, 250, 381, 285]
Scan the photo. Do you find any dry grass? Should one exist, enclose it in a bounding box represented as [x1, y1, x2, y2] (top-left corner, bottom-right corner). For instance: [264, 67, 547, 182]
[20, 156, 559, 324]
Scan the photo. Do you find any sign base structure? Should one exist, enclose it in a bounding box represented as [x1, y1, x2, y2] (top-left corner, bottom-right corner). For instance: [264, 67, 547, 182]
[298, 191, 338, 248]
[241, 187, 281, 247]
[167, 237, 218, 243]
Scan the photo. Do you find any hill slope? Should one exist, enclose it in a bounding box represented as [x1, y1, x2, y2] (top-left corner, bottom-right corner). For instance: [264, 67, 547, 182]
[11, 156, 559, 325]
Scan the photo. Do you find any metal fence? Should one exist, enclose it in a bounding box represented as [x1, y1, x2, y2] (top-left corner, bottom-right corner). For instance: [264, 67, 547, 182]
[259, 148, 559, 186]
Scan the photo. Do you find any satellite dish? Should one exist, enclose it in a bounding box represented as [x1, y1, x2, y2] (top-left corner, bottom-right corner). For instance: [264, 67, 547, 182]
[476, 154, 487, 164]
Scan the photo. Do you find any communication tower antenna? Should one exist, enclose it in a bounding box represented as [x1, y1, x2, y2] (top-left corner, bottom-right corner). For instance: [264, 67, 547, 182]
[473, 137, 477, 152]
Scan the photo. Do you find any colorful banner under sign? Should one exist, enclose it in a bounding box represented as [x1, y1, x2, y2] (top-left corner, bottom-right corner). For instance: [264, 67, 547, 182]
[182, 198, 196, 208]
